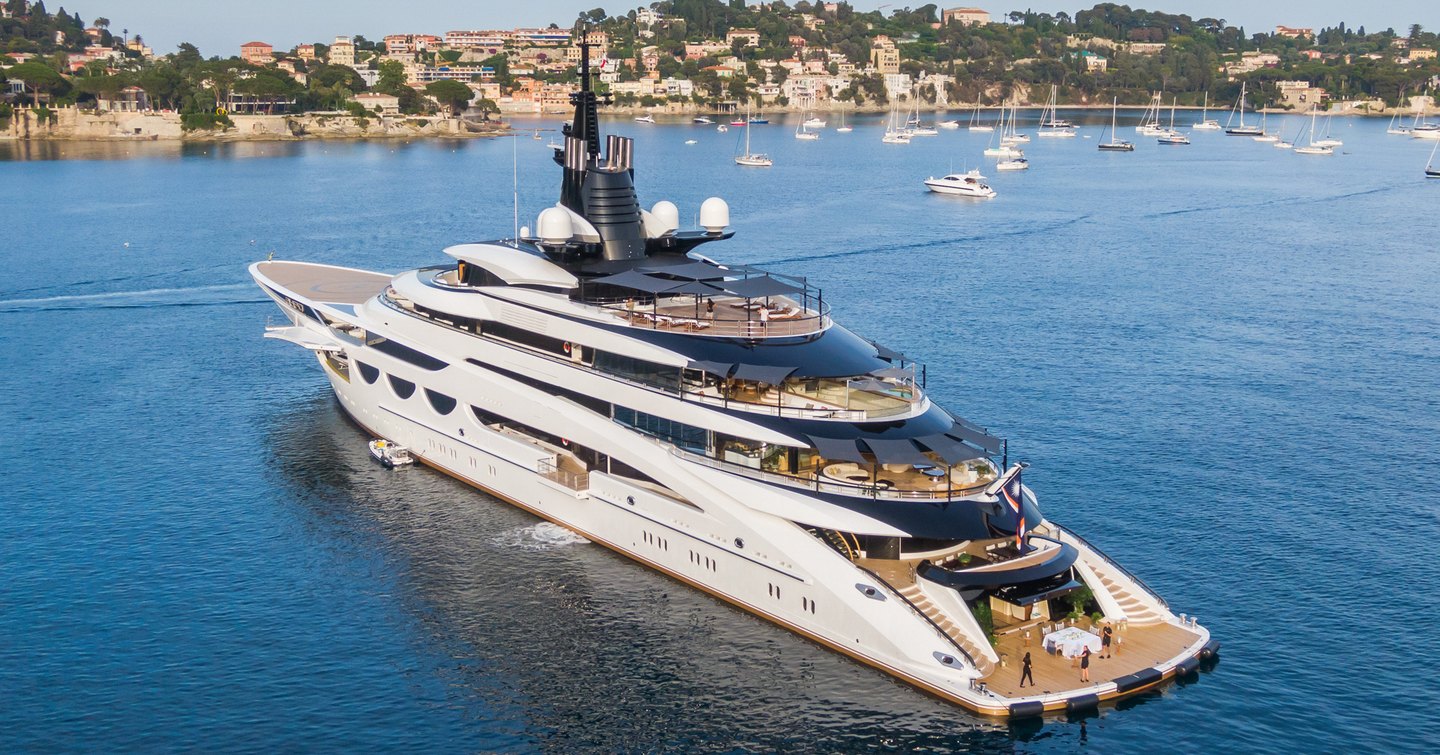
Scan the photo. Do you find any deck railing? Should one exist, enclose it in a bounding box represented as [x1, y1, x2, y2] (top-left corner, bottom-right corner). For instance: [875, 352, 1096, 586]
[538, 459, 590, 491]
[1051, 523, 1169, 609]
[673, 448, 993, 502]
[601, 301, 830, 338]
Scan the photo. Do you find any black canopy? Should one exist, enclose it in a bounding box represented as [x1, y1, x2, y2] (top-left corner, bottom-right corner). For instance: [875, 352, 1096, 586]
[730, 363, 797, 385]
[687, 360, 734, 377]
[863, 437, 933, 465]
[870, 366, 913, 379]
[807, 435, 868, 463]
[718, 275, 805, 298]
[915, 433, 986, 465]
[639, 260, 731, 280]
[947, 422, 1004, 455]
[590, 270, 681, 294]
[666, 280, 726, 295]
[871, 341, 908, 362]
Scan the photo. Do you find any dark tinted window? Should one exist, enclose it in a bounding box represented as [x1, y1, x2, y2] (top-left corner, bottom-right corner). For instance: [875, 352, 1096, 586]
[368, 337, 448, 371]
[388, 375, 416, 399]
[425, 388, 457, 415]
[357, 361, 380, 384]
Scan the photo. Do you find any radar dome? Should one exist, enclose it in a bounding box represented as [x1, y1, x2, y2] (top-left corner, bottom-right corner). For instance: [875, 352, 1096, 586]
[699, 197, 730, 234]
[650, 201, 680, 235]
[536, 207, 574, 244]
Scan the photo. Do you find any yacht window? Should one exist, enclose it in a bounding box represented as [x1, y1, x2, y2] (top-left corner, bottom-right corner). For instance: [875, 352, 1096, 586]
[481, 319, 569, 357]
[369, 337, 449, 371]
[356, 361, 380, 384]
[613, 406, 707, 454]
[388, 375, 416, 399]
[425, 389, 457, 415]
[593, 350, 682, 392]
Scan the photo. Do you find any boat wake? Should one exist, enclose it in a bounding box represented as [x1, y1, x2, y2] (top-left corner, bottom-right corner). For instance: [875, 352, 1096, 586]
[0, 283, 265, 313]
[1143, 186, 1394, 220]
[490, 522, 591, 551]
[765, 213, 1093, 265]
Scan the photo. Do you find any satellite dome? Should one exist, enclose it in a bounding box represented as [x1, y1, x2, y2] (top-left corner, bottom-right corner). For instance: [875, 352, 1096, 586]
[650, 201, 679, 235]
[536, 207, 574, 244]
[699, 197, 730, 234]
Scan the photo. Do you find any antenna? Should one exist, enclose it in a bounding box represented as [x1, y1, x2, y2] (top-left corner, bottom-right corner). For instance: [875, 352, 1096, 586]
[512, 130, 519, 246]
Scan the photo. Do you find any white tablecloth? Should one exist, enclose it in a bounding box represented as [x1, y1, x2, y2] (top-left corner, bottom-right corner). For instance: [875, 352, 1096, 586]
[1043, 627, 1102, 658]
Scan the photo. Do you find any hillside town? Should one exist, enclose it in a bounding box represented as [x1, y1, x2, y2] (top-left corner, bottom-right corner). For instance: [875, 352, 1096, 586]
[3, 0, 1439, 139]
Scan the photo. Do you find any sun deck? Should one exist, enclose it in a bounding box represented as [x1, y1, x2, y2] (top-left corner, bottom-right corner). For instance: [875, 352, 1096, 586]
[254, 260, 391, 306]
[606, 293, 828, 337]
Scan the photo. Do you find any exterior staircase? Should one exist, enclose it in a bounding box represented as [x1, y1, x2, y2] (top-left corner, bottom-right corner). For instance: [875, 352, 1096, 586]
[897, 584, 996, 677]
[1087, 560, 1165, 625]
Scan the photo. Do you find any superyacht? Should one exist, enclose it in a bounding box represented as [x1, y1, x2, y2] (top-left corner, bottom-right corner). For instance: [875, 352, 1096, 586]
[251, 46, 1216, 718]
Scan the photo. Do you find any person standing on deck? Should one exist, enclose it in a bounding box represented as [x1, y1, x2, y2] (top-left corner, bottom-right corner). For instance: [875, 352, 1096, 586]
[1102, 625, 1114, 659]
[1019, 652, 1034, 688]
[1080, 647, 1092, 682]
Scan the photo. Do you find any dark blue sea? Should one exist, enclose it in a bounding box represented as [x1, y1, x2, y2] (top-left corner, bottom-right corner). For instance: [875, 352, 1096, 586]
[3, 110, 1438, 753]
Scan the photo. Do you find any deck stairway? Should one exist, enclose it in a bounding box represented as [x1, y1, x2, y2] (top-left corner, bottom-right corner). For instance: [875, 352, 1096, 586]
[896, 584, 996, 677]
[1087, 560, 1165, 625]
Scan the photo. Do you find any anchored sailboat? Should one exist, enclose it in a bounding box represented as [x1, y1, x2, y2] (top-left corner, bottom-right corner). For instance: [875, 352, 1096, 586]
[1099, 97, 1135, 151]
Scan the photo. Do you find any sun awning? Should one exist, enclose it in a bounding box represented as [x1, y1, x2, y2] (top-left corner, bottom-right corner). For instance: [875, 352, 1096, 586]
[730, 363, 797, 385]
[717, 275, 805, 298]
[915, 433, 987, 465]
[687, 360, 734, 377]
[590, 270, 680, 294]
[869, 366, 913, 379]
[947, 423, 1004, 455]
[665, 280, 726, 295]
[871, 341, 907, 362]
[807, 435, 868, 463]
[848, 378, 894, 393]
[862, 437, 934, 465]
[638, 260, 731, 280]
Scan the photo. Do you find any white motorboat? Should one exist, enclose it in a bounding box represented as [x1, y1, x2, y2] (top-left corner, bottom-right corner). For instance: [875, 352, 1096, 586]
[937, 120, 961, 130]
[684, 139, 698, 145]
[995, 157, 1029, 171]
[803, 116, 826, 128]
[924, 170, 996, 197]
[368, 439, 414, 468]
[635, 114, 656, 123]
[693, 116, 714, 124]
[249, 39, 1212, 721]
[716, 124, 728, 132]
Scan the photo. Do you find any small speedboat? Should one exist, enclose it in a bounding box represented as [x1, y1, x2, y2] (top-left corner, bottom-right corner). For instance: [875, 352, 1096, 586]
[716, 124, 728, 132]
[693, 116, 714, 124]
[684, 139, 698, 145]
[369, 439, 414, 468]
[995, 157, 1029, 171]
[924, 170, 996, 198]
[803, 117, 826, 128]
[910, 126, 939, 136]
[1157, 130, 1191, 145]
[635, 115, 656, 123]
[937, 120, 961, 130]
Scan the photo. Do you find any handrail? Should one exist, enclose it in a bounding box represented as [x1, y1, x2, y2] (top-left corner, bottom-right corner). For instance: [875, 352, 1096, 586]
[537, 459, 590, 491]
[672, 447, 993, 502]
[855, 564, 979, 671]
[1051, 523, 1169, 609]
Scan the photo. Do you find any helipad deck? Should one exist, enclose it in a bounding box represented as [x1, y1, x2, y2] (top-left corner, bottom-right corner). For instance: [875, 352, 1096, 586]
[255, 261, 391, 305]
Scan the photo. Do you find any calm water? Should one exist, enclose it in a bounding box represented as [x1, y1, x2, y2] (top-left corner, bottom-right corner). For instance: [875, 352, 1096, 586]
[3, 111, 1438, 753]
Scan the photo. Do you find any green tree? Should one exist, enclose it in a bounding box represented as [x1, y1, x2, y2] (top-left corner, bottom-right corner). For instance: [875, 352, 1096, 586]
[6, 61, 69, 101]
[376, 59, 406, 93]
[425, 79, 473, 116]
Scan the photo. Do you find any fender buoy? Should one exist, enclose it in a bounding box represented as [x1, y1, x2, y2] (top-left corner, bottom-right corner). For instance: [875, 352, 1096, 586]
[563, 341, 572, 354]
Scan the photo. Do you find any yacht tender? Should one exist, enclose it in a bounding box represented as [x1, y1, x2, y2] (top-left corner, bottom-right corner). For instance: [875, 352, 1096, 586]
[251, 46, 1215, 719]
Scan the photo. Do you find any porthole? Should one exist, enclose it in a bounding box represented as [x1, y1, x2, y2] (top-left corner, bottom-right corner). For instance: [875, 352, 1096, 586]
[387, 374, 416, 399]
[734, 537, 745, 549]
[356, 361, 380, 384]
[424, 388, 457, 415]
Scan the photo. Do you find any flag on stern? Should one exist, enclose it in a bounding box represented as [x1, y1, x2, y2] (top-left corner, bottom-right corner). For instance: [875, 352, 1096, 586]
[1000, 466, 1027, 551]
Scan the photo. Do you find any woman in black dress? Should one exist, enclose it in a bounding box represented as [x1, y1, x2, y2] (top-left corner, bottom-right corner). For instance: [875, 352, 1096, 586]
[1080, 646, 1092, 682]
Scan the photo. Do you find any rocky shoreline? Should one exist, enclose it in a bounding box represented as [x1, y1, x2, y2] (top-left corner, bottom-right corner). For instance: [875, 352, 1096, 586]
[1, 108, 509, 142]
